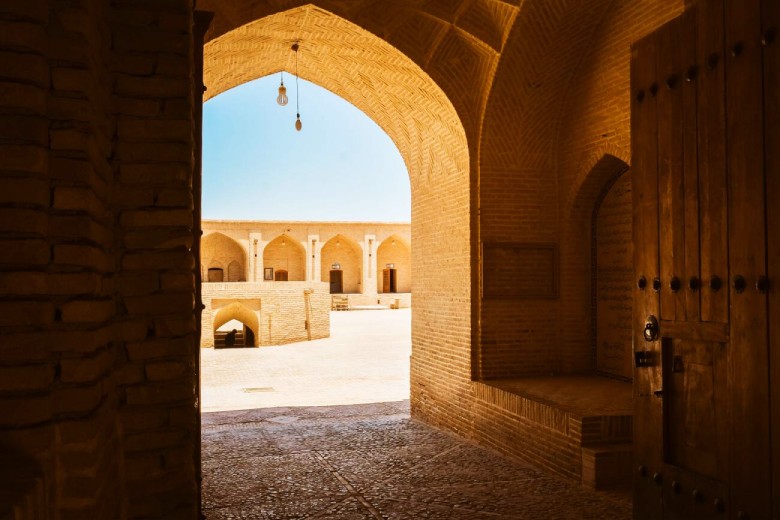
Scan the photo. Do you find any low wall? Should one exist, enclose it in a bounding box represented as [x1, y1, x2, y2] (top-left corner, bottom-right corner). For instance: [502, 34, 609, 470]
[201, 282, 331, 347]
[343, 293, 412, 308]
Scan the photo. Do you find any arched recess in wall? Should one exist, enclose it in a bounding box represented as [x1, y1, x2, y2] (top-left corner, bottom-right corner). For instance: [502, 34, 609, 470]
[321, 234, 362, 294]
[200, 4, 473, 395]
[263, 235, 305, 281]
[559, 153, 631, 375]
[213, 302, 260, 347]
[376, 235, 411, 294]
[202, 232, 246, 282]
[592, 166, 632, 380]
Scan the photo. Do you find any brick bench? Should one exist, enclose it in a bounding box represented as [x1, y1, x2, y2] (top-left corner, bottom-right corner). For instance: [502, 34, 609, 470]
[474, 375, 632, 490]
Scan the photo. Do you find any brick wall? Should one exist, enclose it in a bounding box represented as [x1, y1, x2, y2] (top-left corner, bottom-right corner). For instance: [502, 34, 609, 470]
[594, 172, 633, 379]
[477, 0, 685, 381]
[0, 0, 700, 514]
[0, 0, 123, 517]
[469, 0, 683, 481]
[201, 282, 330, 347]
[556, 0, 685, 375]
[110, 0, 198, 518]
[1, 0, 199, 517]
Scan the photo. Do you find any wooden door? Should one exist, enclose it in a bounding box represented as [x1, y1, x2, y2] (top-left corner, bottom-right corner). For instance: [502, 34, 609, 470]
[631, 2, 772, 518]
[766, 0, 780, 516]
[329, 270, 343, 294]
[382, 269, 397, 293]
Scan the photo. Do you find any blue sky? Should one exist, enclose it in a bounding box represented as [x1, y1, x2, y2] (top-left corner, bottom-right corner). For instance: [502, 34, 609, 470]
[202, 75, 411, 222]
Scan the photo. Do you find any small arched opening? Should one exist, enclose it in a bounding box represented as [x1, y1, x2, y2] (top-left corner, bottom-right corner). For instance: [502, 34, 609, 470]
[213, 302, 260, 348]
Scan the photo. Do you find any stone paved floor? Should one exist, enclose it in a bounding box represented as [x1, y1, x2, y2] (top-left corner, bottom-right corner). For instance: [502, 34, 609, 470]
[201, 310, 631, 519]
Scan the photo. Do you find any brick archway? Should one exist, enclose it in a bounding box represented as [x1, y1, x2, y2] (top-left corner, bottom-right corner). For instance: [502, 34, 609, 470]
[199, 3, 473, 424]
[263, 234, 306, 282]
[212, 302, 260, 347]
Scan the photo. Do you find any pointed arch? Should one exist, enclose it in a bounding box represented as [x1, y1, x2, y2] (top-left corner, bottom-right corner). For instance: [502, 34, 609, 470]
[213, 302, 260, 347]
[201, 3, 472, 444]
[321, 234, 362, 294]
[263, 234, 306, 281]
[202, 232, 246, 282]
[559, 154, 631, 373]
[376, 235, 411, 293]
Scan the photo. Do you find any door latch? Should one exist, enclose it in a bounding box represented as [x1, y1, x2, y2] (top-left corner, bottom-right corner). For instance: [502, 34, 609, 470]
[643, 315, 659, 342]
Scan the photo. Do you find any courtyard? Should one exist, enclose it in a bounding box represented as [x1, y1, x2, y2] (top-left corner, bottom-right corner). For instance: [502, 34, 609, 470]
[200, 310, 631, 519]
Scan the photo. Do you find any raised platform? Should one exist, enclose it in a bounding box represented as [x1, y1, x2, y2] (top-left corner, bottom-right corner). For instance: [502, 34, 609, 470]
[475, 375, 632, 490]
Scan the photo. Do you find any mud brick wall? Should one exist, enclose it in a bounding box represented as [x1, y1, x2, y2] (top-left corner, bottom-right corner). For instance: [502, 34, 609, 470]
[111, 1, 197, 518]
[0, 0, 198, 518]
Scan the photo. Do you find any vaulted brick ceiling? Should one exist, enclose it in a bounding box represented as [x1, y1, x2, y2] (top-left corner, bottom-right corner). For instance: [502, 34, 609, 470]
[196, 0, 520, 187]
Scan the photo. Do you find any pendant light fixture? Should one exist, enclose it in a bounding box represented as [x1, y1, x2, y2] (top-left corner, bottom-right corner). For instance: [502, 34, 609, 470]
[276, 72, 288, 106]
[292, 42, 302, 131]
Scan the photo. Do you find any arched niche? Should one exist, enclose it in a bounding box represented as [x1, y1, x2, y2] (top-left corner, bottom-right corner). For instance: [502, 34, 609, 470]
[213, 302, 260, 347]
[321, 234, 362, 294]
[263, 235, 305, 281]
[593, 169, 633, 380]
[376, 235, 411, 293]
[202, 232, 246, 282]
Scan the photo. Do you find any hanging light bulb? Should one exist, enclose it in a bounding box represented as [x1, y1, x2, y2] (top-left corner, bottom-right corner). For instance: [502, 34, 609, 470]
[276, 72, 288, 106]
[292, 42, 302, 132]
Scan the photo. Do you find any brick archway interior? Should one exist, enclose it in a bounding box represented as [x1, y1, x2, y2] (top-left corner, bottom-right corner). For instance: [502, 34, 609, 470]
[201, 3, 472, 417]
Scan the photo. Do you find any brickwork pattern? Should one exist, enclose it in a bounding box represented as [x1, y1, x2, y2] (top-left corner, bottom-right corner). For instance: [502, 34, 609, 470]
[1, 0, 199, 518]
[478, 0, 684, 379]
[0, 0, 710, 516]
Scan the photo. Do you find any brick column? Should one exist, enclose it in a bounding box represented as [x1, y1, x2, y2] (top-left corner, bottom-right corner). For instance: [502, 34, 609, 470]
[363, 234, 377, 297]
[249, 232, 261, 281]
[307, 234, 319, 281]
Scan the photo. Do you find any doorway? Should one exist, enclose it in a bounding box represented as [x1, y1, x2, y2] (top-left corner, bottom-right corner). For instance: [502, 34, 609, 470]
[329, 269, 343, 294]
[382, 268, 397, 293]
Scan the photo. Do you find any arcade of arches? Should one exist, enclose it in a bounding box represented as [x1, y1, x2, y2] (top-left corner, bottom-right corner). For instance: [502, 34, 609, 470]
[201, 221, 410, 297]
[0, 1, 778, 519]
[199, 221, 411, 348]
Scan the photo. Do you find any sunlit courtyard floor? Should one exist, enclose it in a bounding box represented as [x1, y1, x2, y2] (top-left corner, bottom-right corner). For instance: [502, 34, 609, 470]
[200, 309, 631, 519]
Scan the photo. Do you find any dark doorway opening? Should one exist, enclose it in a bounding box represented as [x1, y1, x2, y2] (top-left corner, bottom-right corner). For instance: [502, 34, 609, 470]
[382, 268, 397, 293]
[329, 269, 343, 293]
[214, 324, 255, 348]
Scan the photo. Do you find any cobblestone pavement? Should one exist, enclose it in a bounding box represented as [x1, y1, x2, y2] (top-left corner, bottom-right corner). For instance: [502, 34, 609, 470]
[201, 310, 631, 519]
